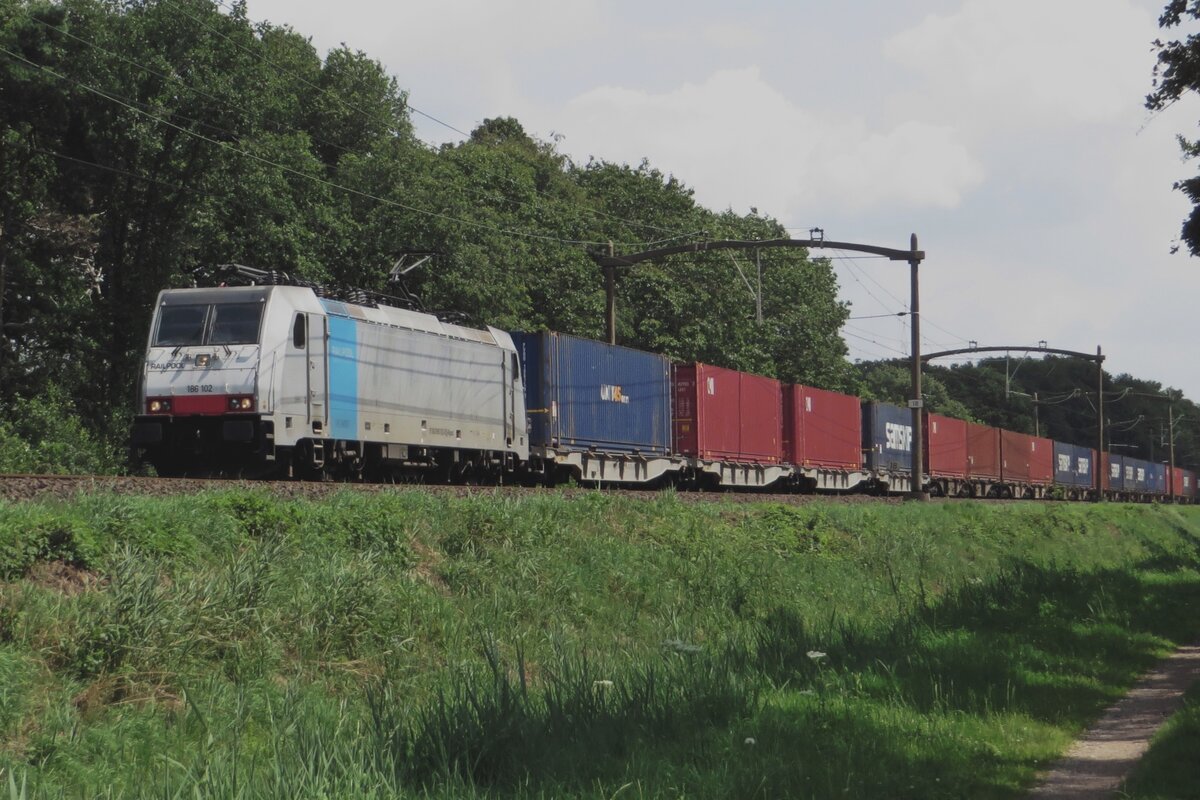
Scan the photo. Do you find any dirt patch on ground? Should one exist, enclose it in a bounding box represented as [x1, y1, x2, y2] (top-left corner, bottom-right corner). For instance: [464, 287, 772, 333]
[27, 561, 102, 595]
[72, 675, 183, 719]
[1027, 643, 1200, 799]
[409, 538, 451, 595]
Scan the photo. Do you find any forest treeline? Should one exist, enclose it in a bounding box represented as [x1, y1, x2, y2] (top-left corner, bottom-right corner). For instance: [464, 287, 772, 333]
[0, 0, 850, 469]
[0, 0, 1195, 472]
[856, 359, 1200, 470]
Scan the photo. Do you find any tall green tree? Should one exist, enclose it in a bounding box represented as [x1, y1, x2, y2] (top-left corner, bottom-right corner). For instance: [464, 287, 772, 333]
[1148, 0, 1200, 254]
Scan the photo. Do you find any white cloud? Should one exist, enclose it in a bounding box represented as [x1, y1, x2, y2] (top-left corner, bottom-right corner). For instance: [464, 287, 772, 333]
[544, 66, 984, 216]
[814, 121, 985, 211]
[884, 0, 1156, 130]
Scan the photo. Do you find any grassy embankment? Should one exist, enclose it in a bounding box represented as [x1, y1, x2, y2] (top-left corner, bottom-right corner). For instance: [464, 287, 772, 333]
[1, 490, 1199, 799]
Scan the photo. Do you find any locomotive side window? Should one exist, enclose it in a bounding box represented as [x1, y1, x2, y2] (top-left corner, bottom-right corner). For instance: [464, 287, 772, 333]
[154, 304, 208, 346]
[210, 303, 264, 345]
[511, 351, 520, 381]
[292, 314, 306, 349]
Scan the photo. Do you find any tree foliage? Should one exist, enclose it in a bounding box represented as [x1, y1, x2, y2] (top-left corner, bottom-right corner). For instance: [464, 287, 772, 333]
[1148, 0, 1200, 255]
[928, 358, 1200, 469]
[0, 0, 851, 468]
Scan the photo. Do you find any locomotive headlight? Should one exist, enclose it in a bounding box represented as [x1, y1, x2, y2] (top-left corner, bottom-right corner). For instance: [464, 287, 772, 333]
[228, 396, 254, 411]
[194, 354, 210, 368]
[148, 398, 171, 413]
[149, 400, 162, 413]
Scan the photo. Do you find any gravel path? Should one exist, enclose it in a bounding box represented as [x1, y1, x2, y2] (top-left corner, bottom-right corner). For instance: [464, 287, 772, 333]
[1027, 643, 1200, 799]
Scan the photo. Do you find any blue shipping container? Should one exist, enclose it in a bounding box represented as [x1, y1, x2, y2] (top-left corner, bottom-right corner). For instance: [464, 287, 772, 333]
[512, 331, 672, 454]
[1146, 461, 1167, 495]
[1106, 453, 1125, 492]
[862, 402, 913, 472]
[1053, 442, 1094, 488]
[1123, 456, 1149, 492]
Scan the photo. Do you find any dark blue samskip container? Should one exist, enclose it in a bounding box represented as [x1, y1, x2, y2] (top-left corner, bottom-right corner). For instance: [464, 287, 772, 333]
[511, 331, 672, 455]
[1107, 453, 1125, 491]
[1123, 456, 1149, 492]
[1145, 461, 1167, 495]
[1053, 442, 1094, 488]
[862, 401, 913, 472]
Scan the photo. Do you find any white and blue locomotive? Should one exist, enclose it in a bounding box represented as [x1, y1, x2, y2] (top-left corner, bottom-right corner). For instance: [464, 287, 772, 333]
[132, 284, 529, 480]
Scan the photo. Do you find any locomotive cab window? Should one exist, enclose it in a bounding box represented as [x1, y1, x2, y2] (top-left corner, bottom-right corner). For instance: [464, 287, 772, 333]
[210, 303, 264, 345]
[154, 304, 208, 346]
[292, 314, 306, 349]
[511, 352, 520, 381]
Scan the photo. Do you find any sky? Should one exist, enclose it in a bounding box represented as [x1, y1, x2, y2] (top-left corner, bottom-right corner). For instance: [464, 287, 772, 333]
[245, 0, 1200, 398]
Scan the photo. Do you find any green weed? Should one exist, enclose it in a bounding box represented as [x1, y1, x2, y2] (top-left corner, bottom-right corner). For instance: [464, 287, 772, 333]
[0, 493, 1197, 798]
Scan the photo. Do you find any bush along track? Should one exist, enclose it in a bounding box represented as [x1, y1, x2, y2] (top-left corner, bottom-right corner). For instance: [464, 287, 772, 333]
[0, 491, 1199, 798]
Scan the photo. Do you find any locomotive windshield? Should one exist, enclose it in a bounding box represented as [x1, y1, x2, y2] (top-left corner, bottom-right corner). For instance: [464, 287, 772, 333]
[210, 303, 263, 344]
[154, 304, 207, 346]
[153, 302, 263, 347]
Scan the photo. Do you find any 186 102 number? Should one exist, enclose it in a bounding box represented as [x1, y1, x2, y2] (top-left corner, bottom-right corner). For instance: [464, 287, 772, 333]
[186, 384, 213, 393]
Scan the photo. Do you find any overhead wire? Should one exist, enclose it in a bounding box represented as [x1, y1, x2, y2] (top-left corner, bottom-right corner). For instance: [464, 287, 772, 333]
[206, 0, 474, 138]
[24, 144, 205, 197]
[0, 43, 685, 249]
[848, 312, 908, 321]
[838, 257, 932, 352]
[174, 0, 693, 242]
[833, 248, 972, 348]
[841, 324, 909, 357]
[842, 331, 908, 358]
[30, 10, 696, 247]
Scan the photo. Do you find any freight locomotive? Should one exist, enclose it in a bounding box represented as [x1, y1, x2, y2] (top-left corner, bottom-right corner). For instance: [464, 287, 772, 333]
[131, 282, 1195, 502]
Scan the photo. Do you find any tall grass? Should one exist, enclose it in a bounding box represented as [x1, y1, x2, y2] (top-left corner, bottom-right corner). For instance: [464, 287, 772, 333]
[1, 491, 1199, 797]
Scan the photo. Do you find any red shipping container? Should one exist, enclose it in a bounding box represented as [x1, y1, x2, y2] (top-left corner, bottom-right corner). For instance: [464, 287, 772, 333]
[925, 412, 968, 478]
[966, 422, 1001, 480]
[782, 385, 862, 470]
[673, 363, 782, 463]
[1171, 466, 1197, 498]
[1000, 429, 1054, 485]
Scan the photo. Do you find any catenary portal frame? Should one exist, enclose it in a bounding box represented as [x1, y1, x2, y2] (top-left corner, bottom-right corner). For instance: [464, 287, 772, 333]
[921, 345, 1106, 498]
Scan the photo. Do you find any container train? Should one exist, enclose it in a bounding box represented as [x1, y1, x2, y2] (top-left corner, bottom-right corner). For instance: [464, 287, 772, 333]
[130, 283, 1195, 502]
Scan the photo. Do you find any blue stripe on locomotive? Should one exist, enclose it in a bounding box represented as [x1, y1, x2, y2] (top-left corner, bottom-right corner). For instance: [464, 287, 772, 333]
[326, 314, 359, 440]
[511, 331, 671, 454]
[862, 401, 913, 472]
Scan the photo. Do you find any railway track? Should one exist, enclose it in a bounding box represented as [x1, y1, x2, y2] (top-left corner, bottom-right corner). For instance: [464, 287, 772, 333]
[0, 472, 903, 505]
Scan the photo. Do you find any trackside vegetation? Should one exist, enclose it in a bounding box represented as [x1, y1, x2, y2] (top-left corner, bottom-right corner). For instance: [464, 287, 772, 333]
[1, 491, 1199, 798]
